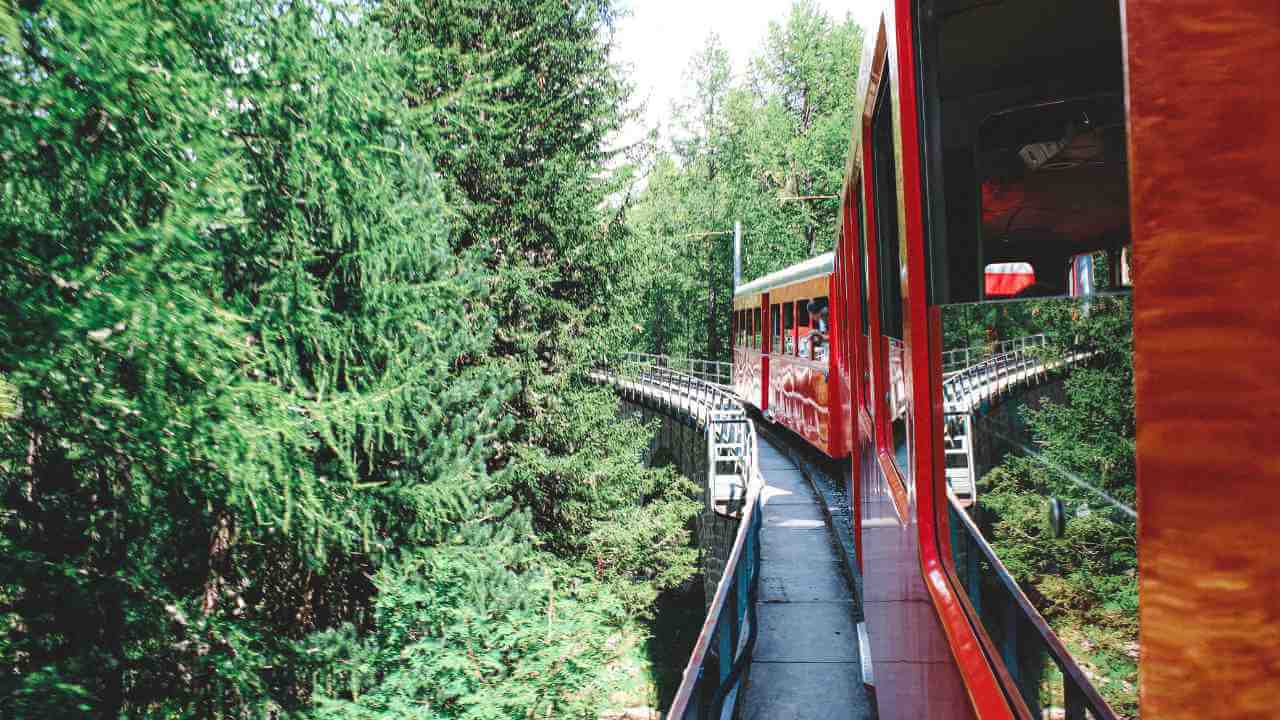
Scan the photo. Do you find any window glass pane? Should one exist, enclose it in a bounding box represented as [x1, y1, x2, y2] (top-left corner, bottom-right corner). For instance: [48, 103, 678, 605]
[753, 307, 762, 349]
[796, 299, 810, 359]
[805, 297, 829, 362]
[872, 81, 905, 342]
[871, 78, 910, 482]
[923, 18, 1137, 709]
[859, 187, 874, 415]
[857, 189, 870, 337]
[782, 302, 795, 354]
[771, 304, 781, 352]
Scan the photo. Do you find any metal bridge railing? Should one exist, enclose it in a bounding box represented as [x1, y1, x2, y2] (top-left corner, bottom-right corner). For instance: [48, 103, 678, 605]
[590, 354, 762, 720]
[942, 334, 1048, 376]
[669, 423, 761, 720]
[942, 335, 1051, 414]
[947, 490, 1119, 720]
[622, 352, 733, 391]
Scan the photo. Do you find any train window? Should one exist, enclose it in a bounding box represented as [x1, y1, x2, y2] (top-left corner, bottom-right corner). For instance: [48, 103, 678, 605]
[753, 307, 762, 349]
[871, 77, 911, 482]
[795, 299, 810, 359]
[856, 190, 870, 337]
[782, 302, 795, 355]
[771, 304, 781, 354]
[917, 0, 1138, 714]
[858, 186, 873, 420]
[806, 297, 830, 362]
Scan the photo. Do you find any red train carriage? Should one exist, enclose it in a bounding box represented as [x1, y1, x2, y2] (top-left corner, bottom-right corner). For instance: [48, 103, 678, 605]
[729, 0, 1279, 717]
[731, 253, 852, 458]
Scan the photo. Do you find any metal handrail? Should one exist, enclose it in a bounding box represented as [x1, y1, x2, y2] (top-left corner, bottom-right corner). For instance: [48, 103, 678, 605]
[622, 352, 734, 390]
[942, 338, 1054, 414]
[668, 428, 761, 720]
[946, 490, 1118, 720]
[590, 353, 763, 719]
[942, 334, 1047, 375]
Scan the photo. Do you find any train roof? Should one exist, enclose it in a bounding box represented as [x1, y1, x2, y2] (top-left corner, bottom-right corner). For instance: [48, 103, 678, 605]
[734, 251, 834, 298]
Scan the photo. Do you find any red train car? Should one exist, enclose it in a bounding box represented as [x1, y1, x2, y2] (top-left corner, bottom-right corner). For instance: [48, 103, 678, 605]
[730, 0, 1279, 718]
[731, 253, 851, 458]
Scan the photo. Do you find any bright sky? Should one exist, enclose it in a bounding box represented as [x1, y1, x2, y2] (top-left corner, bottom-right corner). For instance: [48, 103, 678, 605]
[612, 0, 876, 150]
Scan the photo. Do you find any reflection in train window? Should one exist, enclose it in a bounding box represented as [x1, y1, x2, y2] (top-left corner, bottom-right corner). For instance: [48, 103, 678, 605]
[856, 188, 872, 414]
[918, 0, 1138, 714]
[871, 77, 911, 482]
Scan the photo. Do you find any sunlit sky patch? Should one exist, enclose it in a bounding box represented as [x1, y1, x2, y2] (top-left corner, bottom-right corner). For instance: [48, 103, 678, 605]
[611, 0, 876, 150]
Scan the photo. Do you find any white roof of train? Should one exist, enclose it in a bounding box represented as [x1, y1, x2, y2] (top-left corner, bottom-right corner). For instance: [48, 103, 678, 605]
[734, 251, 835, 298]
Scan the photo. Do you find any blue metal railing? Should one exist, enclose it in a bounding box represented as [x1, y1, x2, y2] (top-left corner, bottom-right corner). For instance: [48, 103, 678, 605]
[667, 479, 762, 719]
[947, 491, 1118, 720]
[590, 353, 764, 719]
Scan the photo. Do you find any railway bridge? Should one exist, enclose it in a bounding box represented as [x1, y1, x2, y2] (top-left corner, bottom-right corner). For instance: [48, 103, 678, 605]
[591, 337, 1083, 720]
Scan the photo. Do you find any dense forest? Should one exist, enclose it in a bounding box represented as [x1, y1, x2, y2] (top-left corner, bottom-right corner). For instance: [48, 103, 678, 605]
[0, 0, 869, 717]
[0, 0, 701, 717]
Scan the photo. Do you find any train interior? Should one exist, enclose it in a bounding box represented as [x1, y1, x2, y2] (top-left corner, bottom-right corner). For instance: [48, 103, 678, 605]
[919, 0, 1132, 304]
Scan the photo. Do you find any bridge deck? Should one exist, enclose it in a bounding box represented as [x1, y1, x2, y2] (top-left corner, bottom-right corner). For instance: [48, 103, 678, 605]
[744, 439, 874, 720]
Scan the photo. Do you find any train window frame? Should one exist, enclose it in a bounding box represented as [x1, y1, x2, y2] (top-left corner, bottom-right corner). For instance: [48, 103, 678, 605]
[782, 302, 796, 355]
[870, 74, 912, 484]
[809, 295, 831, 363]
[771, 303, 782, 354]
[856, 185, 872, 412]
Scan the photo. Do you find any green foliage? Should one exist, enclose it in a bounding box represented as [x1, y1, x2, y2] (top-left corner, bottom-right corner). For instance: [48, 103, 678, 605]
[0, 0, 691, 717]
[623, 1, 863, 359]
[379, 0, 701, 613]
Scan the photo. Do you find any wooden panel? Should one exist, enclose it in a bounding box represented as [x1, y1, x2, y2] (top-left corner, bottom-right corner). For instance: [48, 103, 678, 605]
[768, 275, 831, 306]
[733, 292, 762, 311]
[1125, 2, 1280, 718]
